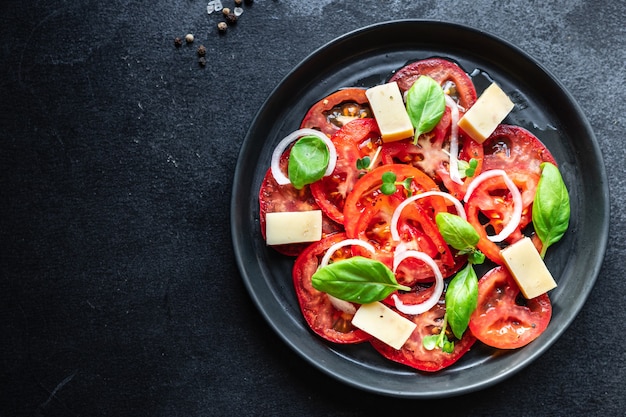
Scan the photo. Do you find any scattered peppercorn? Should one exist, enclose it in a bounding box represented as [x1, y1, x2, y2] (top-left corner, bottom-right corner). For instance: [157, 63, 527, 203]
[217, 21, 228, 33]
[174, 37, 183, 47]
[225, 12, 238, 25]
[197, 45, 206, 56]
[234, 0, 242, 5]
[198, 57, 207, 67]
[185, 33, 194, 43]
[222, 7, 231, 16]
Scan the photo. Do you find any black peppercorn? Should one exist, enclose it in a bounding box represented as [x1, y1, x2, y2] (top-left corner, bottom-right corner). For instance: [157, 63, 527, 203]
[197, 45, 206, 56]
[174, 37, 183, 47]
[225, 12, 237, 25]
[198, 57, 207, 67]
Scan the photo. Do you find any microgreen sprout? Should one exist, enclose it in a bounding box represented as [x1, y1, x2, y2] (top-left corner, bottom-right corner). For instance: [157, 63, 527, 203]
[465, 158, 478, 178]
[380, 172, 413, 196]
[356, 156, 371, 171]
[423, 313, 454, 353]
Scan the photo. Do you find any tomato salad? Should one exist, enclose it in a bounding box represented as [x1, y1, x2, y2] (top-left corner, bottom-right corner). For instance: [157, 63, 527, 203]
[258, 57, 570, 372]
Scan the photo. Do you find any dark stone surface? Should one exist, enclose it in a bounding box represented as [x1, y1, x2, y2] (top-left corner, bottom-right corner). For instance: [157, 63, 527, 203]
[1, 1, 624, 416]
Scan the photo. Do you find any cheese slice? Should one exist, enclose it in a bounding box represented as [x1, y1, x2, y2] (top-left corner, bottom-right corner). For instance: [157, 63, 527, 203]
[365, 82, 414, 143]
[500, 237, 557, 299]
[457, 82, 514, 143]
[265, 210, 322, 246]
[351, 302, 416, 350]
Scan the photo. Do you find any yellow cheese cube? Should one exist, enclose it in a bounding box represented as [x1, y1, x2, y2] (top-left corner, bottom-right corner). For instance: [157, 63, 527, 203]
[365, 82, 414, 143]
[500, 237, 557, 299]
[457, 82, 514, 143]
[351, 302, 416, 350]
[265, 210, 322, 246]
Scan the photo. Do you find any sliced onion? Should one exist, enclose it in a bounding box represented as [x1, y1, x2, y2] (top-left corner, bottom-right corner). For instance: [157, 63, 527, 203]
[391, 250, 444, 315]
[270, 128, 338, 185]
[390, 191, 466, 241]
[367, 146, 383, 170]
[328, 296, 357, 315]
[319, 238, 376, 269]
[318, 238, 376, 315]
[445, 95, 463, 185]
[463, 169, 522, 243]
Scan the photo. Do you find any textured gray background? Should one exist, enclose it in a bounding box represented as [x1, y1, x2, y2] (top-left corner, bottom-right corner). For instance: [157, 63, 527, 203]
[1, 1, 625, 416]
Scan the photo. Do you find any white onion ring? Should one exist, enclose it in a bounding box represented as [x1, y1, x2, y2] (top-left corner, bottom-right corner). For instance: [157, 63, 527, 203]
[270, 128, 338, 185]
[390, 191, 466, 241]
[318, 238, 376, 315]
[463, 169, 522, 243]
[391, 250, 444, 315]
[445, 95, 463, 185]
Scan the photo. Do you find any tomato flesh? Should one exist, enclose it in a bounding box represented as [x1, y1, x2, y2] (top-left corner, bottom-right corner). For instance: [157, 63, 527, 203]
[469, 266, 552, 349]
[300, 88, 372, 137]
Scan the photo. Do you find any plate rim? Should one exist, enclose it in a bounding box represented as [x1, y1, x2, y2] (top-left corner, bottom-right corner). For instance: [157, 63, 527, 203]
[230, 19, 610, 398]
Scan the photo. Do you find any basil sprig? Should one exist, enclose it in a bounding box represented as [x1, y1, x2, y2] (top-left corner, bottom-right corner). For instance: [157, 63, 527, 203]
[287, 135, 330, 189]
[405, 76, 446, 145]
[311, 256, 410, 304]
[425, 213, 484, 348]
[532, 162, 571, 258]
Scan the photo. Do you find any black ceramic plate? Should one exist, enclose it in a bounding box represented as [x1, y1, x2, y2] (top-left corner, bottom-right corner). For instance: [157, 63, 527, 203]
[230, 20, 609, 398]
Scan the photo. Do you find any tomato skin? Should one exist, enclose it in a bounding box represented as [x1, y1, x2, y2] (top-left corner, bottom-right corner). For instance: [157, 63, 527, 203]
[292, 233, 371, 344]
[259, 158, 341, 257]
[300, 88, 371, 137]
[389, 57, 477, 110]
[310, 118, 381, 224]
[469, 266, 552, 349]
[371, 288, 476, 372]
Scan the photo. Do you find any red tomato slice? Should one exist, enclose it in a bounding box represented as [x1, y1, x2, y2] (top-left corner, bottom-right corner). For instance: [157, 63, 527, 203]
[310, 118, 381, 224]
[469, 266, 552, 349]
[370, 287, 476, 372]
[464, 125, 557, 263]
[343, 164, 444, 237]
[300, 88, 372, 137]
[389, 57, 477, 110]
[258, 155, 342, 257]
[351, 192, 462, 285]
[292, 233, 371, 344]
[482, 124, 556, 174]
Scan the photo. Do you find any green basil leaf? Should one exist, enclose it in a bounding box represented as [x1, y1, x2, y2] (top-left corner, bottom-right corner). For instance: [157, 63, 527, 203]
[435, 212, 480, 251]
[532, 162, 571, 258]
[405, 76, 446, 144]
[288, 135, 330, 189]
[445, 263, 478, 340]
[311, 256, 410, 304]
